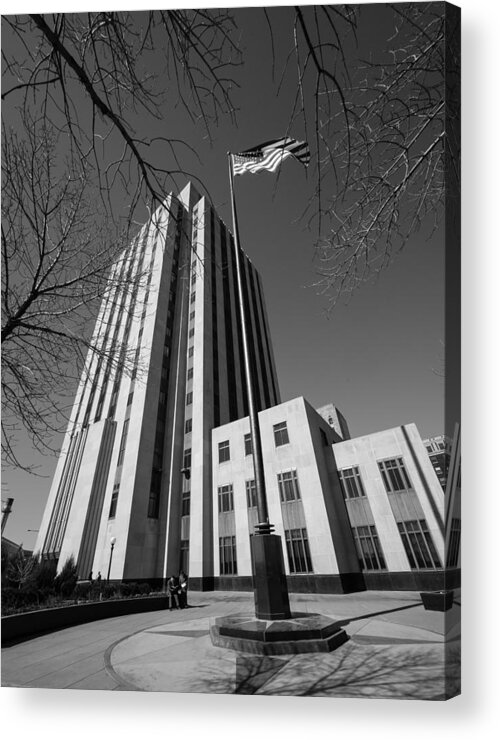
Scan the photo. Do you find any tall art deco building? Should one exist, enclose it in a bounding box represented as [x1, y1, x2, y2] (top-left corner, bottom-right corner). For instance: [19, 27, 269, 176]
[36, 183, 280, 588]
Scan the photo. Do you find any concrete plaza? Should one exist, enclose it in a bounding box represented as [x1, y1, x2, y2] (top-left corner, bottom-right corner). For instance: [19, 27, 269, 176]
[1, 590, 460, 700]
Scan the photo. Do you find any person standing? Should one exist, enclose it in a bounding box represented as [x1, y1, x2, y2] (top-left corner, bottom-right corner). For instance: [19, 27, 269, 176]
[178, 570, 188, 609]
[166, 575, 180, 611]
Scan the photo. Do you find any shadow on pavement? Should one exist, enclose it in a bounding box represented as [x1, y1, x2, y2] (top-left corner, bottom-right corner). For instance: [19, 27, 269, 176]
[334, 601, 422, 628]
[189, 639, 460, 700]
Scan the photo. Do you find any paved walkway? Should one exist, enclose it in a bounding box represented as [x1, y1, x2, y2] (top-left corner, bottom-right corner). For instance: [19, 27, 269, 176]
[1, 590, 461, 699]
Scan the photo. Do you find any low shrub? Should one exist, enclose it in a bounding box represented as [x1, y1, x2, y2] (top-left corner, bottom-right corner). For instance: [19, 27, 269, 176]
[119, 582, 135, 597]
[102, 583, 118, 599]
[1, 586, 41, 614]
[1, 579, 162, 616]
[74, 582, 92, 600]
[120, 582, 150, 597]
[37, 586, 56, 602]
[89, 584, 103, 601]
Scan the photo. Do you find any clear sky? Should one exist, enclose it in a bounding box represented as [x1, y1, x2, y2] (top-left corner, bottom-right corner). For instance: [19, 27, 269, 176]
[1, 5, 446, 550]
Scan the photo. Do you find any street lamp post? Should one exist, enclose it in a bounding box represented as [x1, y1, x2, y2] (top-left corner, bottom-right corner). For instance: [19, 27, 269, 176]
[228, 154, 291, 620]
[107, 536, 116, 583]
[1, 497, 14, 534]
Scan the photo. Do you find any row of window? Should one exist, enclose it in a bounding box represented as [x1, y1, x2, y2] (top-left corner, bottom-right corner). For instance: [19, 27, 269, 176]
[339, 457, 415, 500]
[110, 492, 441, 576]
[217, 470, 301, 513]
[219, 528, 313, 576]
[216, 465, 441, 572]
[216, 517, 441, 575]
[110, 466, 442, 574]
[350, 520, 442, 571]
[218, 421, 290, 464]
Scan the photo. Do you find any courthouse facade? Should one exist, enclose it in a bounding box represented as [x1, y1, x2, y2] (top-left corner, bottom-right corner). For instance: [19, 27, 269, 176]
[212, 399, 451, 592]
[36, 183, 280, 586]
[36, 184, 458, 592]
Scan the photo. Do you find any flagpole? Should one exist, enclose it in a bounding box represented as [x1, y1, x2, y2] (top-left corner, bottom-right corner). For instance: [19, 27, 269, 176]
[227, 152, 291, 620]
[227, 153, 271, 534]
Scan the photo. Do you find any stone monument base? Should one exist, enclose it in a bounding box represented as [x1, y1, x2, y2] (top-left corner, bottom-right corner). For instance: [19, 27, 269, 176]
[210, 612, 348, 655]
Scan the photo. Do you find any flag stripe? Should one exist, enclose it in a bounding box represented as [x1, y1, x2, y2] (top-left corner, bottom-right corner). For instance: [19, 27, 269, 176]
[246, 149, 291, 172]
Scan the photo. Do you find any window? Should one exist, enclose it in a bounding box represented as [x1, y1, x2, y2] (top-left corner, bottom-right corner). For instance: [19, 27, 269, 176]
[181, 490, 191, 517]
[117, 419, 129, 467]
[398, 520, 441, 569]
[378, 458, 412, 493]
[183, 448, 191, 469]
[187, 367, 193, 380]
[352, 525, 386, 570]
[339, 467, 366, 499]
[109, 484, 120, 518]
[218, 440, 230, 463]
[273, 421, 290, 447]
[219, 535, 237, 575]
[285, 529, 313, 573]
[278, 470, 301, 503]
[185, 418, 192, 434]
[127, 392, 134, 407]
[244, 433, 253, 456]
[218, 484, 234, 513]
[186, 392, 193, 406]
[188, 346, 194, 358]
[189, 311, 195, 321]
[447, 518, 461, 567]
[190, 292, 196, 304]
[188, 328, 195, 338]
[246, 479, 257, 508]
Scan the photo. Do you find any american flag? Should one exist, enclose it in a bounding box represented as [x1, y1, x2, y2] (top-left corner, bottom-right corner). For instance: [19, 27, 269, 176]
[232, 137, 310, 176]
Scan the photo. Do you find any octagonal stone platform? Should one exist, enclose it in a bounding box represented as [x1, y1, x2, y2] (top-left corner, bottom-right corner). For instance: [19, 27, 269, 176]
[210, 612, 349, 655]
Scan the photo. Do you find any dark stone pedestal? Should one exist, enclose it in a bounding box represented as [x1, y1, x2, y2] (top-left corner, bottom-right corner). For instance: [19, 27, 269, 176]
[251, 533, 291, 620]
[420, 590, 454, 612]
[210, 612, 349, 655]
